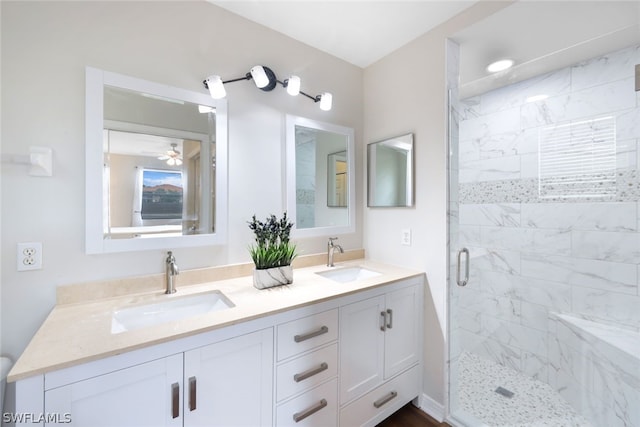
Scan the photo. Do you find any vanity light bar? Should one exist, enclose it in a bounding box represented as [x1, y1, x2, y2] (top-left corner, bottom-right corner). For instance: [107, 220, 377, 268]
[203, 65, 332, 111]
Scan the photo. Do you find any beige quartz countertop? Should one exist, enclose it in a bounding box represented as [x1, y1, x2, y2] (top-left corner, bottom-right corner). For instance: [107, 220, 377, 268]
[9, 259, 423, 382]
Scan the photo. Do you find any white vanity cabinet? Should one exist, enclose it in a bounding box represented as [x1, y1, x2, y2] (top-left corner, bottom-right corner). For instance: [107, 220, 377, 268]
[339, 278, 422, 426]
[45, 354, 184, 427]
[42, 329, 273, 427]
[183, 328, 273, 426]
[274, 309, 339, 426]
[14, 270, 424, 427]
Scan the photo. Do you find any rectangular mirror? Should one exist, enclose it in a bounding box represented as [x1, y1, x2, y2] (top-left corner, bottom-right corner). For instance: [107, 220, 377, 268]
[86, 67, 228, 253]
[286, 115, 355, 238]
[367, 133, 414, 207]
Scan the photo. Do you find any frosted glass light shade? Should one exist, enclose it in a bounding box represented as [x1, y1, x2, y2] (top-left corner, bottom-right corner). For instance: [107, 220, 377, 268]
[250, 66, 269, 88]
[319, 92, 332, 111]
[205, 75, 226, 99]
[286, 76, 300, 96]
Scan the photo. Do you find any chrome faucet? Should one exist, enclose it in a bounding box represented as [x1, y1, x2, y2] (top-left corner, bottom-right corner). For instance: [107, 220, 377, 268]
[165, 251, 179, 294]
[327, 237, 344, 267]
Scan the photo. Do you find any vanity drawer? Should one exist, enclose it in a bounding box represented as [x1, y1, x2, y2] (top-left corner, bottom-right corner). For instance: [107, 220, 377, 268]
[276, 378, 338, 427]
[276, 343, 338, 402]
[339, 365, 419, 427]
[277, 309, 338, 361]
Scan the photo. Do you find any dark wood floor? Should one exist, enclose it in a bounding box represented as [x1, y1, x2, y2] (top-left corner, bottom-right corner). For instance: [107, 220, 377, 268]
[376, 403, 450, 427]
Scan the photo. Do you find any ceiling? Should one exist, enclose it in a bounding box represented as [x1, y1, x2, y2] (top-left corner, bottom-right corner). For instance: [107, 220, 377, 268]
[210, 1, 477, 69]
[453, 1, 640, 97]
[210, 1, 640, 97]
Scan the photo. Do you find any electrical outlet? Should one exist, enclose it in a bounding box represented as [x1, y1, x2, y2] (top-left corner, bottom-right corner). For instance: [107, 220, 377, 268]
[17, 242, 42, 271]
[401, 229, 411, 246]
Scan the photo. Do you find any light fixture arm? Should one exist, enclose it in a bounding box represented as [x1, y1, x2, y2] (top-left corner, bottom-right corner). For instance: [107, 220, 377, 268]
[203, 74, 250, 90]
[203, 65, 332, 110]
[278, 79, 323, 103]
[223, 74, 252, 84]
[298, 89, 322, 103]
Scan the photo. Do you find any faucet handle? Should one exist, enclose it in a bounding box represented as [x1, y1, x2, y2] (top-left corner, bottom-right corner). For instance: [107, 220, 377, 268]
[328, 237, 338, 246]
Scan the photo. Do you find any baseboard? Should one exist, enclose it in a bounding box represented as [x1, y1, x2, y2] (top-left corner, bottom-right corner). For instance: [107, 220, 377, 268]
[416, 393, 446, 422]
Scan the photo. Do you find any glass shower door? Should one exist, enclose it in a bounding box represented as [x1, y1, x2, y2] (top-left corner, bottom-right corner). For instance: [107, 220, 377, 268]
[447, 40, 640, 427]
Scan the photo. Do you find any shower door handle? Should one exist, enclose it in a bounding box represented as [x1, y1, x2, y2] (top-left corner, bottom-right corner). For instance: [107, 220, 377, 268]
[456, 248, 469, 287]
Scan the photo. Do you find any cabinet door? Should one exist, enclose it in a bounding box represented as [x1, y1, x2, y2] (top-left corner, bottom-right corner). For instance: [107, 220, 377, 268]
[45, 354, 183, 427]
[184, 328, 273, 427]
[384, 285, 419, 379]
[339, 295, 385, 404]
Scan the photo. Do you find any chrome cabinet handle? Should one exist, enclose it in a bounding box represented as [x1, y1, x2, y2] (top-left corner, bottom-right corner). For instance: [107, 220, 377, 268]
[171, 382, 180, 419]
[380, 311, 387, 331]
[386, 309, 393, 329]
[373, 391, 398, 409]
[293, 399, 328, 423]
[294, 362, 329, 383]
[294, 325, 329, 343]
[456, 247, 470, 287]
[188, 376, 197, 411]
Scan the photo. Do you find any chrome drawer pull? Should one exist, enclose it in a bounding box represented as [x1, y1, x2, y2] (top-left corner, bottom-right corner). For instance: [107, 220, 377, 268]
[293, 362, 329, 383]
[293, 398, 328, 423]
[380, 311, 387, 331]
[188, 376, 197, 411]
[386, 309, 393, 329]
[373, 391, 397, 409]
[294, 325, 329, 343]
[171, 382, 180, 419]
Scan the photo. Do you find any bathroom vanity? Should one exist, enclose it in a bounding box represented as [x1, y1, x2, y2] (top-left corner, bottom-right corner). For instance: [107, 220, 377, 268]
[10, 259, 424, 426]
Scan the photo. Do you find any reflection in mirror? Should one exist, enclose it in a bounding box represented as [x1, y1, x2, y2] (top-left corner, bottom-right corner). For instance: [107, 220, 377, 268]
[367, 133, 414, 207]
[103, 122, 213, 239]
[327, 151, 347, 207]
[286, 115, 355, 238]
[86, 67, 228, 253]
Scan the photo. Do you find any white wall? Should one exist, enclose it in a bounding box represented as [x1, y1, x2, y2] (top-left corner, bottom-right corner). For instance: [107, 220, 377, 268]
[362, 1, 513, 410]
[0, 1, 363, 360]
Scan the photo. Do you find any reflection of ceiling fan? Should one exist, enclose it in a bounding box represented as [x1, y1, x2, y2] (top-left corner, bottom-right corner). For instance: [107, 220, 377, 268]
[158, 143, 183, 166]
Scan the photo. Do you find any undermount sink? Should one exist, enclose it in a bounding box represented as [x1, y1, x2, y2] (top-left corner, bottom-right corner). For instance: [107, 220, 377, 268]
[316, 266, 381, 283]
[111, 290, 234, 334]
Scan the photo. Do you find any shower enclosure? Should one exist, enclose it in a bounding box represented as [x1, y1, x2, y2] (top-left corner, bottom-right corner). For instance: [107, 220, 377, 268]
[447, 40, 640, 427]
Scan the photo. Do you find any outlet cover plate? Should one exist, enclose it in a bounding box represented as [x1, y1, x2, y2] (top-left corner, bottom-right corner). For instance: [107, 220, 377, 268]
[17, 242, 42, 271]
[401, 229, 411, 246]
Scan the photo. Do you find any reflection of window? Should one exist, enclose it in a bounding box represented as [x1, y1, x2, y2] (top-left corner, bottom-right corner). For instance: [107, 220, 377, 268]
[141, 169, 183, 220]
[327, 151, 348, 207]
[539, 116, 616, 198]
[334, 160, 347, 206]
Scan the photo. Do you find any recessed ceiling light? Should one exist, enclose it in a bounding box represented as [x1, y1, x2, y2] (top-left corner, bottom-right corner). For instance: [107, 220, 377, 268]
[486, 59, 514, 73]
[526, 94, 549, 103]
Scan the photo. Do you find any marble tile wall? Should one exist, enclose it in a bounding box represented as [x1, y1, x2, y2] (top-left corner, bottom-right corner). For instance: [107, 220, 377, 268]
[453, 44, 640, 425]
[295, 139, 316, 228]
[549, 315, 640, 427]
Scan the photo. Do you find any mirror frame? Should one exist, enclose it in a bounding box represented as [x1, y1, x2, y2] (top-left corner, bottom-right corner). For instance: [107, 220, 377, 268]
[367, 133, 414, 208]
[285, 115, 355, 238]
[85, 67, 228, 253]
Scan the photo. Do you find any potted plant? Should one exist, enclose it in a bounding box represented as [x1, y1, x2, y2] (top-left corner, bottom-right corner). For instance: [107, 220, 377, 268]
[248, 212, 298, 289]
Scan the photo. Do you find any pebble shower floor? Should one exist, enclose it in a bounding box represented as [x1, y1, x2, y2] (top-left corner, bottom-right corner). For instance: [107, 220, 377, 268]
[457, 352, 592, 427]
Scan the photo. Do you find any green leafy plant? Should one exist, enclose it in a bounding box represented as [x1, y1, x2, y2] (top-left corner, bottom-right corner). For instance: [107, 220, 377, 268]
[248, 212, 297, 270]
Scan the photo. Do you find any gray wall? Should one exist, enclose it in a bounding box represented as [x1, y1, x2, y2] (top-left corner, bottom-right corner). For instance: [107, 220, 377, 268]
[1, 1, 363, 361]
[362, 1, 513, 409]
